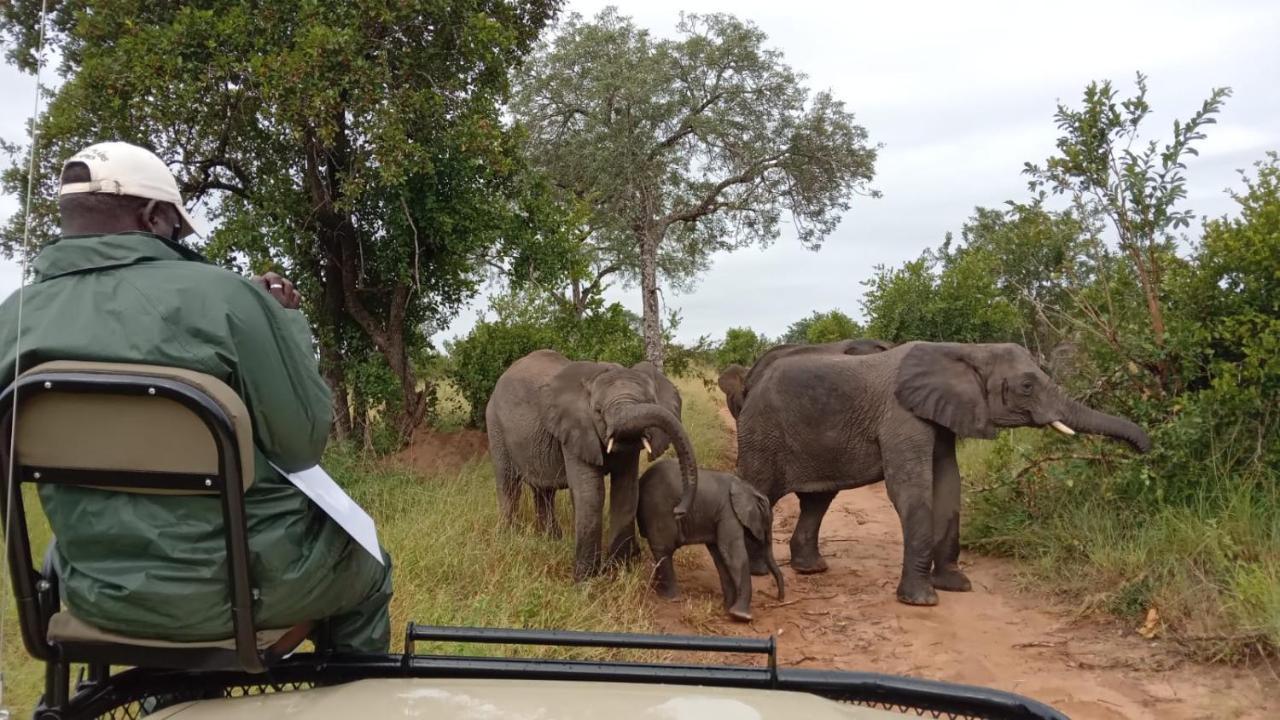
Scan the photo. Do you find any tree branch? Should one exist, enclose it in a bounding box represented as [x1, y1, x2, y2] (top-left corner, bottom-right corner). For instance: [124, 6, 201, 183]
[658, 151, 788, 228]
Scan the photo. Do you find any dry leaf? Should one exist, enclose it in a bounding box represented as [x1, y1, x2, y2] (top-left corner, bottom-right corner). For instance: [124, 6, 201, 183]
[1137, 607, 1161, 639]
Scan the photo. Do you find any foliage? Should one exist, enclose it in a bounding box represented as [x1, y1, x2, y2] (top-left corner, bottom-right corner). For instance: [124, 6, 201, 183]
[911, 76, 1275, 657]
[509, 8, 878, 365]
[1023, 72, 1231, 395]
[714, 327, 772, 368]
[862, 243, 1021, 345]
[446, 292, 645, 427]
[0, 0, 566, 445]
[781, 309, 863, 344]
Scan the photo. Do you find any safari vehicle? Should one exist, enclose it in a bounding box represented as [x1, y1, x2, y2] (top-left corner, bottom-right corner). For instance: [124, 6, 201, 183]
[0, 362, 1069, 720]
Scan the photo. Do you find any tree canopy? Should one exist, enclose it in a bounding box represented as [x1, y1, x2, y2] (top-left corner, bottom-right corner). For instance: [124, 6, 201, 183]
[1, 0, 566, 443]
[781, 309, 863, 344]
[509, 8, 878, 365]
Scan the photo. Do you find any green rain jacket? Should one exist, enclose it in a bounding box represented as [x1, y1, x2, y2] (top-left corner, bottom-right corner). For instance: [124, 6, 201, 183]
[0, 232, 379, 640]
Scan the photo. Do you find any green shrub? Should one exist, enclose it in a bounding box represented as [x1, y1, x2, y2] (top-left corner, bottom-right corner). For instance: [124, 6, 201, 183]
[714, 327, 772, 368]
[447, 294, 644, 427]
[782, 309, 863, 344]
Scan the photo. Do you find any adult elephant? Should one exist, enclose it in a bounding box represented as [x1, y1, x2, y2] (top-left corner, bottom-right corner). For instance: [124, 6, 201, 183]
[718, 338, 893, 420]
[486, 350, 697, 580]
[737, 341, 1151, 606]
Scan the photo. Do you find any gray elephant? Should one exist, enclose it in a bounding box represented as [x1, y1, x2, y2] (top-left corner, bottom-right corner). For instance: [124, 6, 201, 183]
[737, 341, 1151, 606]
[637, 459, 784, 622]
[718, 338, 893, 420]
[486, 349, 697, 580]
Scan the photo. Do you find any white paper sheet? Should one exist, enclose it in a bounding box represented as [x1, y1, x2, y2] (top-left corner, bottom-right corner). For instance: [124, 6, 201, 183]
[270, 462, 384, 565]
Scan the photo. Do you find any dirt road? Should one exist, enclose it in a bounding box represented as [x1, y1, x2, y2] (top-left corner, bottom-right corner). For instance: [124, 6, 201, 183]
[648, 409, 1277, 719]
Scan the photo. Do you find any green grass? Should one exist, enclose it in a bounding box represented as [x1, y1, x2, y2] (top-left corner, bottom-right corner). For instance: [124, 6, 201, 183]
[960, 431, 1280, 662]
[0, 366, 737, 716]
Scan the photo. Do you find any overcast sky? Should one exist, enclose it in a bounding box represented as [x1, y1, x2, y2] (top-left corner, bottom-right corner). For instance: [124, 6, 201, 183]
[1, 0, 1277, 344]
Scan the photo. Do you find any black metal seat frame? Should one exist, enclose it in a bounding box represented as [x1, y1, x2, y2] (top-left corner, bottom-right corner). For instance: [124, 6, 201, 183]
[0, 367, 275, 714]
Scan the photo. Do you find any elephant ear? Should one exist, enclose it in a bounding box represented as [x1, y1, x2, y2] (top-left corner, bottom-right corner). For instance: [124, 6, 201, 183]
[541, 361, 609, 466]
[717, 364, 748, 419]
[632, 360, 682, 456]
[894, 343, 996, 439]
[729, 480, 772, 543]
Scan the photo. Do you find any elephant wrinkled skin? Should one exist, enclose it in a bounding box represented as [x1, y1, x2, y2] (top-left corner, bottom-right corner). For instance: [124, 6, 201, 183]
[719, 338, 893, 420]
[736, 341, 1151, 606]
[486, 350, 698, 580]
[637, 459, 784, 622]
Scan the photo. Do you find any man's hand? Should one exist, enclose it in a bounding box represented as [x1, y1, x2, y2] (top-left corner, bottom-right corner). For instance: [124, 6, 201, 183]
[252, 271, 303, 310]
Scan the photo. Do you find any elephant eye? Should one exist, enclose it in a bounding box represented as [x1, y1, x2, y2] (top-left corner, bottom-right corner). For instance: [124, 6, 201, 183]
[1020, 379, 1034, 395]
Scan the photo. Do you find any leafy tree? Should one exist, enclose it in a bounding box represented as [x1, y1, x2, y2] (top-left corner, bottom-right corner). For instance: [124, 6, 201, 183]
[447, 291, 644, 427]
[1, 0, 564, 444]
[715, 327, 771, 368]
[954, 205, 1086, 356]
[1175, 152, 1280, 416]
[781, 309, 863, 344]
[862, 246, 1020, 345]
[1023, 72, 1230, 393]
[803, 309, 864, 344]
[510, 8, 879, 366]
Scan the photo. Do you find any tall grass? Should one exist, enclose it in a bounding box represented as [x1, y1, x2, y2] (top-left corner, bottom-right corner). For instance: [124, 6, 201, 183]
[0, 366, 738, 716]
[961, 430, 1280, 662]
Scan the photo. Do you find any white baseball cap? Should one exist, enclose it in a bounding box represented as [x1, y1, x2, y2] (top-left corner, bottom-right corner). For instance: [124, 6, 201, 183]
[59, 141, 201, 238]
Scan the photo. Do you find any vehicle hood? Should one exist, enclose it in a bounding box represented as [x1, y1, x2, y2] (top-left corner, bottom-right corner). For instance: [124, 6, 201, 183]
[149, 677, 911, 719]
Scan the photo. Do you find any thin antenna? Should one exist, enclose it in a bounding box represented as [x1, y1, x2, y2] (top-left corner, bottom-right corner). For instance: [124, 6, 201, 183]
[2, 1, 51, 714]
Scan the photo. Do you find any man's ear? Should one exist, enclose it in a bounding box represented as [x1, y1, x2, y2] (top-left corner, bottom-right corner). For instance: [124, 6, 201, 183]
[139, 200, 180, 239]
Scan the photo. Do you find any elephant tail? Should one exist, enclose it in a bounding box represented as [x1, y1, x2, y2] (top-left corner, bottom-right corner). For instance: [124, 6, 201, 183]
[766, 535, 785, 601]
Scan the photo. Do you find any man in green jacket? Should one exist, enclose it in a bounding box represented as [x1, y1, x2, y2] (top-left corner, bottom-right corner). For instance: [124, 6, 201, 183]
[0, 141, 392, 653]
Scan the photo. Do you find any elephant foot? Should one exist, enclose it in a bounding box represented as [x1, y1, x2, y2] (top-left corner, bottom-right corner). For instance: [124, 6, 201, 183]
[896, 579, 939, 606]
[931, 567, 972, 592]
[790, 555, 829, 575]
[749, 556, 769, 576]
[727, 608, 753, 623]
[656, 586, 680, 601]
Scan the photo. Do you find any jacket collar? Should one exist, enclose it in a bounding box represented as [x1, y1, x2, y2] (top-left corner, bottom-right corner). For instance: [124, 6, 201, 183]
[31, 232, 208, 282]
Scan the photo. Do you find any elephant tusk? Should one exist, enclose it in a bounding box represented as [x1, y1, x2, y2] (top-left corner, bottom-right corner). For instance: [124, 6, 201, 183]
[606, 436, 615, 454]
[1050, 420, 1076, 436]
[642, 437, 653, 457]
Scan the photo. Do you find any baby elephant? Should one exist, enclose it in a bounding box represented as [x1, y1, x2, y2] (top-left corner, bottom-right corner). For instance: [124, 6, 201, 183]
[637, 459, 784, 621]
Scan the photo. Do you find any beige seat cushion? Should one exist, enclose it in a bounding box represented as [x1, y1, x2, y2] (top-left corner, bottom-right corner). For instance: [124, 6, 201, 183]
[15, 361, 255, 492]
[47, 611, 291, 651]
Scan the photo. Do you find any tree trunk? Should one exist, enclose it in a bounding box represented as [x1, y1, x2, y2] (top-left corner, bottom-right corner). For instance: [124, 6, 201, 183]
[638, 227, 664, 368]
[570, 276, 585, 320]
[318, 253, 352, 441]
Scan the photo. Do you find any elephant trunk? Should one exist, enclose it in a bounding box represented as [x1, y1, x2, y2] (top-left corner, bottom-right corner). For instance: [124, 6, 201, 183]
[608, 403, 698, 517]
[1055, 398, 1152, 454]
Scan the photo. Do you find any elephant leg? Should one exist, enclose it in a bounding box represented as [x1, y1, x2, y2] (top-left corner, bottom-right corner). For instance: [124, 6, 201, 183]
[930, 431, 971, 592]
[790, 491, 836, 574]
[533, 487, 561, 539]
[564, 453, 605, 581]
[717, 522, 754, 622]
[706, 544, 736, 610]
[883, 435, 938, 606]
[605, 453, 641, 567]
[652, 547, 679, 600]
[491, 438, 522, 528]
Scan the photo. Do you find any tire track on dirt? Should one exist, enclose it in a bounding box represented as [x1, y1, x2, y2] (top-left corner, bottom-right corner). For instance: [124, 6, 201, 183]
[647, 407, 1277, 719]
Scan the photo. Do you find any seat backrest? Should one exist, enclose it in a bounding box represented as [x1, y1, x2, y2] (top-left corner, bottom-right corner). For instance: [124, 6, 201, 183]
[13, 361, 255, 492]
[0, 360, 268, 674]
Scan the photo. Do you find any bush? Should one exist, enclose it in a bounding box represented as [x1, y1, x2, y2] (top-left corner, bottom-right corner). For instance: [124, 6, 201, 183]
[962, 154, 1280, 658]
[714, 327, 772, 368]
[782, 309, 863, 344]
[447, 294, 644, 427]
